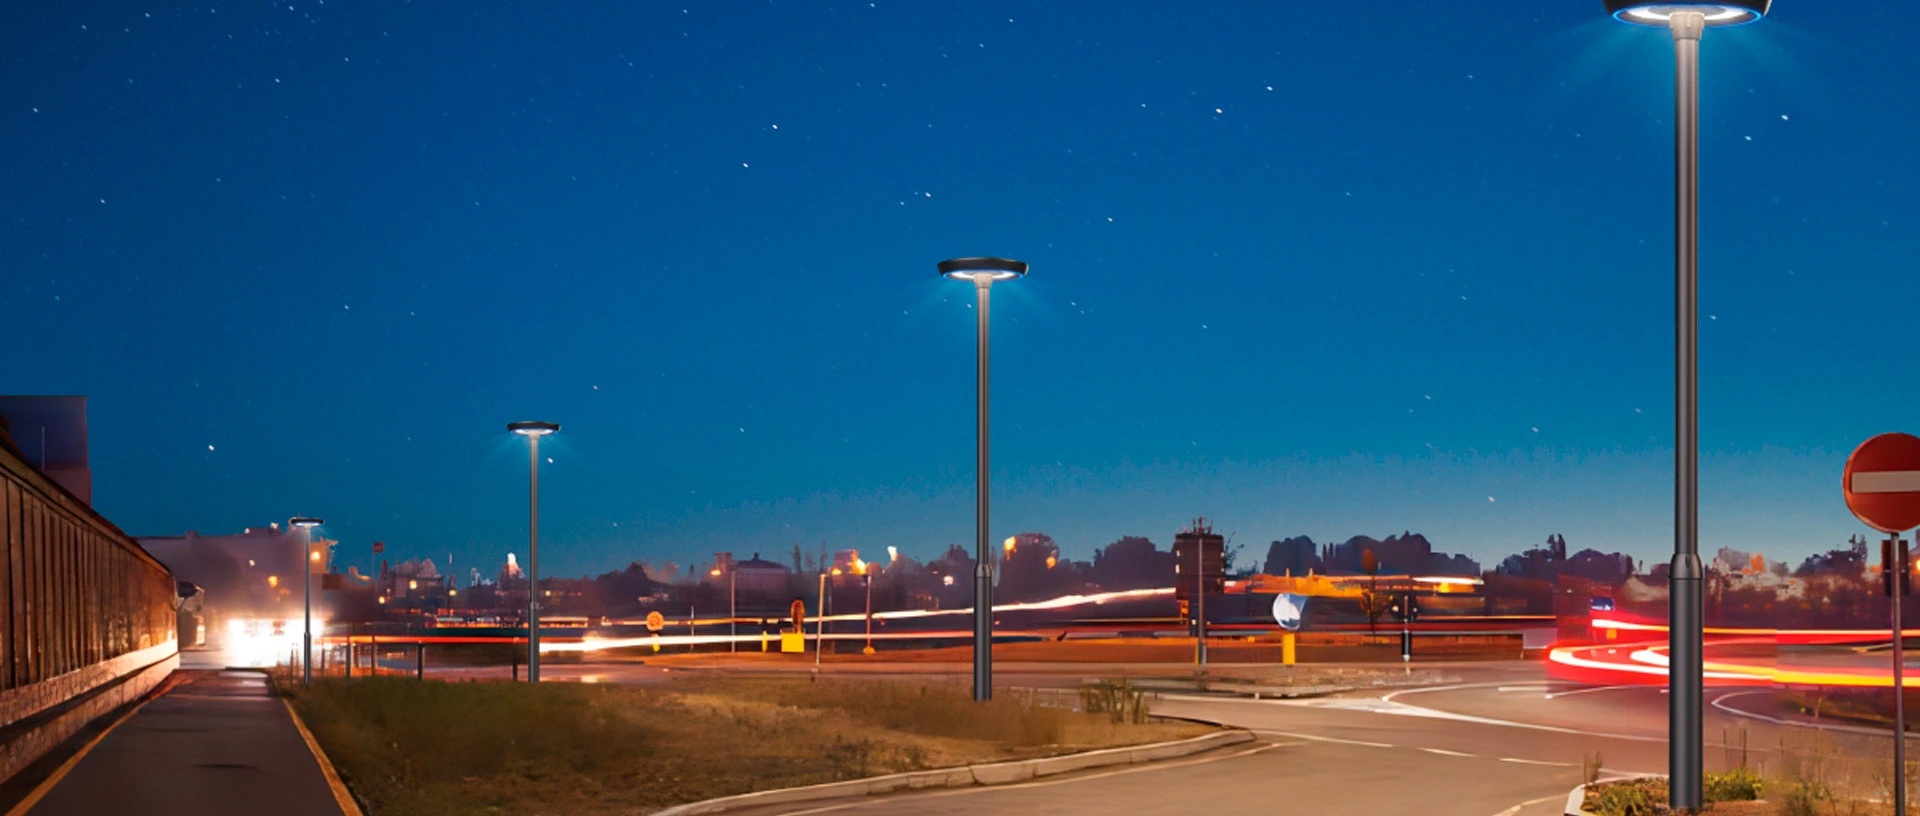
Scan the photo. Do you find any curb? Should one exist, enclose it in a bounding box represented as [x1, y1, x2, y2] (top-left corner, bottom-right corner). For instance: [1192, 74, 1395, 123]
[649, 729, 1254, 816]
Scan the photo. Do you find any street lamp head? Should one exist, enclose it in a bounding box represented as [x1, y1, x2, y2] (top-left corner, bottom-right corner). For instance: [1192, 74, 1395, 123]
[289, 516, 324, 528]
[938, 257, 1028, 283]
[508, 420, 561, 437]
[1603, 1, 1767, 26]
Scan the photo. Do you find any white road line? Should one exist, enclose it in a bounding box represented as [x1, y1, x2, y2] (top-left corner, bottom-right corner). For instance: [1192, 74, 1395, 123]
[1490, 792, 1574, 816]
[1496, 686, 1551, 693]
[1499, 757, 1575, 767]
[766, 742, 1290, 816]
[1544, 684, 1644, 700]
[1251, 729, 1395, 749]
[1421, 747, 1476, 758]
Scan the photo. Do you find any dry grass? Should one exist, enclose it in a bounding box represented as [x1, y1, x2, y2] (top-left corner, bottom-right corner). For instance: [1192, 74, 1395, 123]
[281, 675, 1214, 816]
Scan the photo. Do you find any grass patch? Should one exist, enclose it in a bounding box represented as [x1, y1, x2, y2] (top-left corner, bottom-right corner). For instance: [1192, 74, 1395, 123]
[284, 676, 1213, 816]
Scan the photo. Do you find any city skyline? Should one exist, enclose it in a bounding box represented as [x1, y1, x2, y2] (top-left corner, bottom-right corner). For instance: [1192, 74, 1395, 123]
[5, 4, 1916, 578]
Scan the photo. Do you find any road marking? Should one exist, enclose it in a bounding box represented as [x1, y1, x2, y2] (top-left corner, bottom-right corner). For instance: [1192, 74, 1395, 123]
[1251, 729, 1395, 748]
[1489, 792, 1573, 816]
[1495, 686, 1549, 694]
[1421, 747, 1476, 758]
[284, 698, 365, 816]
[3, 686, 163, 816]
[1499, 757, 1576, 767]
[767, 742, 1290, 815]
[1544, 684, 1644, 700]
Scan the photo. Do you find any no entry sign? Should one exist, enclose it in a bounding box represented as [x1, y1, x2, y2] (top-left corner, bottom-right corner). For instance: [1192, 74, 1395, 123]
[1844, 433, 1920, 533]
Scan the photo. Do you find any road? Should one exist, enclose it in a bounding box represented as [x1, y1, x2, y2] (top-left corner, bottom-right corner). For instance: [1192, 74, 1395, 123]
[706, 661, 1896, 816]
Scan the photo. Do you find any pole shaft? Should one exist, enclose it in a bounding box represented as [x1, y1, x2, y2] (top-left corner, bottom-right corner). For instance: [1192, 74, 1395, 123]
[730, 570, 737, 653]
[1669, 14, 1704, 812]
[1897, 535, 1908, 816]
[1196, 543, 1206, 666]
[528, 435, 540, 683]
[303, 528, 312, 686]
[973, 278, 994, 701]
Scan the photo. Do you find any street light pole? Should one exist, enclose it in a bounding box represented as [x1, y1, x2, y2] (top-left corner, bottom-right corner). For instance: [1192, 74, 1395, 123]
[1599, 4, 1768, 811]
[938, 257, 1028, 702]
[290, 517, 324, 686]
[865, 571, 874, 655]
[508, 421, 560, 684]
[730, 566, 737, 654]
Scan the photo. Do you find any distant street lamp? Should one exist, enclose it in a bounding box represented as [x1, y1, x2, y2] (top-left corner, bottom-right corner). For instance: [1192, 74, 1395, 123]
[508, 420, 560, 682]
[290, 517, 324, 685]
[1601, 2, 1769, 811]
[712, 566, 736, 653]
[939, 256, 1028, 702]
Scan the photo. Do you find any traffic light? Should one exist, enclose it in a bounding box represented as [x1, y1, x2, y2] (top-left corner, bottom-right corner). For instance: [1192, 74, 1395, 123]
[1885, 538, 1913, 598]
[1406, 595, 1420, 621]
[1388, 597, 1405, 623]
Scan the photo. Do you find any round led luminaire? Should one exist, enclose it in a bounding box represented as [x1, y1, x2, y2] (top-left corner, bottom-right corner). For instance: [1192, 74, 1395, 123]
[508, 420, 561, 437]
[938, 257, 1028, 282]
[289, 516, 324, 528]
[1604, 1, 1768, 26]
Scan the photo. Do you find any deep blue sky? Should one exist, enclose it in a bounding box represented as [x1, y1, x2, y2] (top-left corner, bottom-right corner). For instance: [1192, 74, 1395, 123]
[4, 2, 1915, 580]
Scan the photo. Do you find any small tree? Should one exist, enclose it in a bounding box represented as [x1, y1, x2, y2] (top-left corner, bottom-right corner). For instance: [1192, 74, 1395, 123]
[1359, 549, 1387, 633]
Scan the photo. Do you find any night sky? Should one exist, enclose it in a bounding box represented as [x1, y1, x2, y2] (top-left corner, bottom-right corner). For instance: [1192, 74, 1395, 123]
[4, 2, 1916, 580]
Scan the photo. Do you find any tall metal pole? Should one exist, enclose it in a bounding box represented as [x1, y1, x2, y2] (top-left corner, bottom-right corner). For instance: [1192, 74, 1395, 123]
[1195, 544, 1207, 666]
[527, 434, 541, 683]
[730, 567, 737, 653]
[302, 526, 313, 686]
[1667, 11, 1705, 813]
[1894, 534, 1908, 816]
[865, 572, 874, 654]
[815, 571, 826, 670]
[973, 275, 995, 701]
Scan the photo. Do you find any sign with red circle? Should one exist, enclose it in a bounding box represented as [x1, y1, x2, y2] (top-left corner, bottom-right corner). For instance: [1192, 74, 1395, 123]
[1844, 433, 1920, 533]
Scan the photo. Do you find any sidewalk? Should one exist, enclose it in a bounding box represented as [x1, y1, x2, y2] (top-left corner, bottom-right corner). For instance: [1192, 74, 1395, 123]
[13, 671, 350, 816]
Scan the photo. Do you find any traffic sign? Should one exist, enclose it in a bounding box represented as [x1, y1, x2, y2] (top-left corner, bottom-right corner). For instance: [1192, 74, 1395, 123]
[1845, 433, 1920, 533]
[1271, 593, 1308, 631]
[645, 611, 665, 632]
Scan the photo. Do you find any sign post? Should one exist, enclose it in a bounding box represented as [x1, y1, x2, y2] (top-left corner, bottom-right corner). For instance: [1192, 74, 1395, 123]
[1842, 432, 1920, 816]
[1273, 593, 1307, 667]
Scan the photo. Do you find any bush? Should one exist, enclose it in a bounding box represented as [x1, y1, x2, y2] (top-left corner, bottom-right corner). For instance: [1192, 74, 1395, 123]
[1775, 780, 1827, 816]
[1584, 778, 1664, 816]
[1705, 766, 1764, 803]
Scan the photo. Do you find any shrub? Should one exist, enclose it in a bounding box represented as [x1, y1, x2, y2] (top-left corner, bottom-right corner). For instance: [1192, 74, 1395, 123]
[1705, 766, 1764, 803]
[1584, 778, 1663, 816]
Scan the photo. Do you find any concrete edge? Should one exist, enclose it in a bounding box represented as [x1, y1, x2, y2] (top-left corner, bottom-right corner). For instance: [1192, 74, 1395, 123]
[1564, 784, 1587, 816]
[649, 729, 1253, 816]
[280, 698, 366, 816]
[0, 654, 176, 787]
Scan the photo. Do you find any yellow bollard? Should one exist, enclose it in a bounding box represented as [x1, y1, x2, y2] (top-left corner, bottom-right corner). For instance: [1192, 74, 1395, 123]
[761, 632, 769, 652]
[1282, 632, 1297, 666]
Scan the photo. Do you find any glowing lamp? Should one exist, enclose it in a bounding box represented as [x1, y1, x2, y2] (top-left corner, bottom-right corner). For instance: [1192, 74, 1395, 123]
[1604, 1, 1767, 26]
[937, 257, 1027, 282]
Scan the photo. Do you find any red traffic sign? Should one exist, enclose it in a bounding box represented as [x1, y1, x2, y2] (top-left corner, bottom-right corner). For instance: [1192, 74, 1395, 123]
[1844, 433, 1920, 533]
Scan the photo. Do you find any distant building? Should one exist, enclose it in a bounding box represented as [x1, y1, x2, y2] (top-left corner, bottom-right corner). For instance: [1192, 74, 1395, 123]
[0, 396, 92, 504]
[1263, 536, 1319, 576]
[138, 525, 329, 637]
[712, 552, 791, 602]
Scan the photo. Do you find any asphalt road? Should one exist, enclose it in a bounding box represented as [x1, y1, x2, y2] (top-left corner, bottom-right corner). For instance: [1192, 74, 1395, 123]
[710, 663, 1906, 816]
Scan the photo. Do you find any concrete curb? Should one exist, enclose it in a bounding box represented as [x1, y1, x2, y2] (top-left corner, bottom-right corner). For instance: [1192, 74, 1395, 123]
[649, 729, 1254, 816]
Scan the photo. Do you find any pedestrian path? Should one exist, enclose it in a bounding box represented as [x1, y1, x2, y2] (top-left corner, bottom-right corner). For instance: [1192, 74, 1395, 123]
[10, 671, 353, 816]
